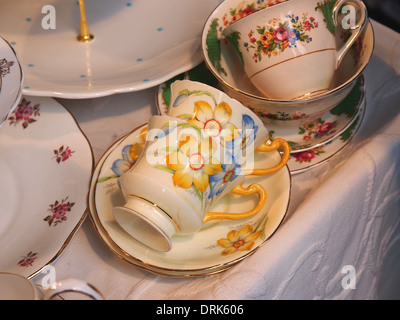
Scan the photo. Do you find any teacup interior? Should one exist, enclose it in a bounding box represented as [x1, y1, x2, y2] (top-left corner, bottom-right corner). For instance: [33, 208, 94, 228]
[0, 273, 36, 300]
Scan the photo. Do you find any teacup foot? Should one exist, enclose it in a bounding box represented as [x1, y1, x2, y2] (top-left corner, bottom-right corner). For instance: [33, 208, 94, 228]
[113, 196, 177, 252]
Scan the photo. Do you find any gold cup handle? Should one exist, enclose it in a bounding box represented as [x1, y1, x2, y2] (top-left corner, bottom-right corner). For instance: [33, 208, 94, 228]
[203, 183, 267, 223]
[243, 138, 291, 176]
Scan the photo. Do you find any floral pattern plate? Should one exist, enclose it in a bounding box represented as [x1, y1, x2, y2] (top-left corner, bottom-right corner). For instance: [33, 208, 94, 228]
[0, 0, 222, 98]
[0, 36, 23, 127]
[0, 97, 93, 278]
[89, 124, 291, 276]
[288, 94, 366, 174]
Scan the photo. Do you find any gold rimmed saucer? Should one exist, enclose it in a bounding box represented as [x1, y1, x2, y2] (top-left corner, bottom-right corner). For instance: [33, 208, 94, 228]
[288, 93, 366, 174]
[88, 123, 291, 277]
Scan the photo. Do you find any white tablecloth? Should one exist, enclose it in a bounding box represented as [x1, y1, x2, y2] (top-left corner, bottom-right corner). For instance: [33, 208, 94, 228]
[32, 20, 400, 300]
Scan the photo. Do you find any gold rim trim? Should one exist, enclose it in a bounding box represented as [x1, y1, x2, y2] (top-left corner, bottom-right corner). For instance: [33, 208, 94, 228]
[249, 48, 336, 80]
[1, 36, 24, 125]
[125, 195, 182, 232]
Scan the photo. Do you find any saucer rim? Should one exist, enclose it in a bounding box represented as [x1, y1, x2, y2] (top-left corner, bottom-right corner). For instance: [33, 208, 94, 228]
[281, 75, 366, 154]
[0, 36, 24, 126]
[289, 94, 366, 174]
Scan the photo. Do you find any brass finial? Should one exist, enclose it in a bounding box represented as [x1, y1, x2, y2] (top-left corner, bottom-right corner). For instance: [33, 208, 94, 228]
[77, 0, 94, 42]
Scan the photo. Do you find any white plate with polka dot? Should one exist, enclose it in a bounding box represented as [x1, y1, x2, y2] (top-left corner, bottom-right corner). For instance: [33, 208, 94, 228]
[0, 0, 222, 99]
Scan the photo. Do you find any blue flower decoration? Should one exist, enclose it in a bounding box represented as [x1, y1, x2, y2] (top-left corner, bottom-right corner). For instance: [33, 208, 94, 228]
[209, 152, 241, 199]
[225, 114, 258, 154]
[290, 29, 300, 44]
[111, 144, 134, 176]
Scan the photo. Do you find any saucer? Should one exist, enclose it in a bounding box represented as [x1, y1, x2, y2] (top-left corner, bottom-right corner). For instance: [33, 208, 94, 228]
[268, 76, 365, 153]
[0, 36, 23, 127]
[0, 96, 93, 279]
[89, 123, 291, 276]
[0, 0, 222, 98]
[287, 94, 366, 174]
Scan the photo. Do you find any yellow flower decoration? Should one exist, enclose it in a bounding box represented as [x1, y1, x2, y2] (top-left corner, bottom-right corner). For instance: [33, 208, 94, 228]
[128, 126, 148, 162]
[165, 135, 222, 193]
[187, 100, 238, 145]
[304, 120, 318, 131]
[217, 225, 261, 256]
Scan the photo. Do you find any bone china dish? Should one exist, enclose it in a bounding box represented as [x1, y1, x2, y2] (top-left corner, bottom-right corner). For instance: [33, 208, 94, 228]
[0, 97, 93, 279]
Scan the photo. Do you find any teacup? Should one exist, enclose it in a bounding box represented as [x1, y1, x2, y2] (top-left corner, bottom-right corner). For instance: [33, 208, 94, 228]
[168, 79, 291, 175]
[0, 272, 104, 300]
[222, 0, 367, 100]
[113, 115, 270, 252]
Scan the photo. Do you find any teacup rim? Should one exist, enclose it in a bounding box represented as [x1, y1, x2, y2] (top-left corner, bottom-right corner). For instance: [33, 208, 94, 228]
[0, 271, 40, 299]
[201, 0, 375, 104]
[221, 0, 294, 38]
[169, 78, 268, 128]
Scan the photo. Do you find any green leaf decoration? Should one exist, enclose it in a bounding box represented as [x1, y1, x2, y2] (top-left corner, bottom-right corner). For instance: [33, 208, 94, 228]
[177, 114, 195, 120]
[187, 62, 218, 87]
[176, 89, 217, 105]
[191, 185, 203, 205]
[330, 77, 362, 118]
[288, 141, 298, 149]
[254, 212, 269, 240]
[155, 165, 176, 174]
[315, 0, 336, 35]
[162, 146, 180, 153]
[161, 73, 186, 107]
[340, 116, 359, 141]
[257, 26, 266, 34]
[176, 122, 202, 135]
[97, 174, 119, 183]
[225, 31, 244, 67]
[206, 19, 226, 76]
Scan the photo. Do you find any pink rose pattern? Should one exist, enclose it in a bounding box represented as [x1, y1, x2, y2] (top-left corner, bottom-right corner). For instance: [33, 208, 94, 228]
[244, 13, 318, 62]
[221, 1, 285, 29]
[8, 98, 40, 129]
[53, 145, 74, 163]
[17, 251, 38, 268]
[294, 146, 325, 163]
[44, 197, 75, 227]
[0, 58, 14, 76]
[299, 119, 338, 141]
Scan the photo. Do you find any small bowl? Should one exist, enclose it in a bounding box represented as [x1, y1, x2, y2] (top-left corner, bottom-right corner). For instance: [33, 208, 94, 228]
[201, 0, 374, 126]
[0, 36, 23, 128]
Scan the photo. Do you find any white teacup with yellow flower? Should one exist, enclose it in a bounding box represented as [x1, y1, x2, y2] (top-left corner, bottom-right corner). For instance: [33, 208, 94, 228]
[113, 115, 268, 252]
[168, 80, 291, 175]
